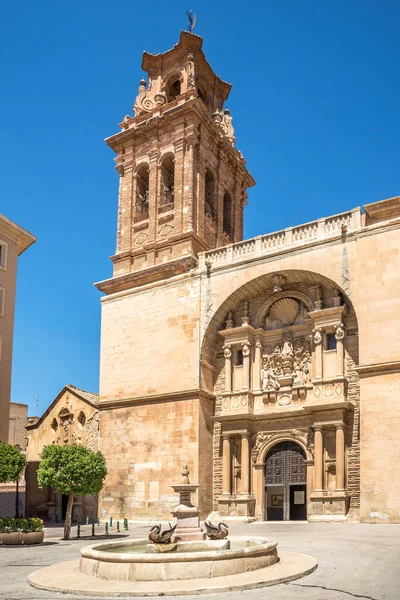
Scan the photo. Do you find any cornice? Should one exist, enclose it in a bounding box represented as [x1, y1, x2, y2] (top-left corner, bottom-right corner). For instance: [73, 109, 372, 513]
[97, 388, 214, 410]
[95, 255, 197, 294]
[355, 360, 400, 377]
[0, 215, 36, 255]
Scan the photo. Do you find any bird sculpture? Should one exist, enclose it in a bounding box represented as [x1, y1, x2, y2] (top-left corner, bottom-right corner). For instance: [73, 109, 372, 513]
[148, 522, 177, 544]
[204, 521, 229, 540]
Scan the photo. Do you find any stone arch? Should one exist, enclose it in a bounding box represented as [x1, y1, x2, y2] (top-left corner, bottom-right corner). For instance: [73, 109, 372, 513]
[200, 269, 358, 365]
[164, 73, 183, 102]
[256, 433, 311, 464]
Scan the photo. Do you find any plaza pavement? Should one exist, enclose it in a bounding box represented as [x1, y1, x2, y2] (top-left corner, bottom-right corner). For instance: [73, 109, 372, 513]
[0, 521, 399, 600]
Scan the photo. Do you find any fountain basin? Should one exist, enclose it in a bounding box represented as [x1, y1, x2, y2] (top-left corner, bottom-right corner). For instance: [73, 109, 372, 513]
[79, 536, 278, 581]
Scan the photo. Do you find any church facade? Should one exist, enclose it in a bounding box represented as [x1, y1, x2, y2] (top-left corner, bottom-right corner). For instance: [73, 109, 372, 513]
[95, 31, 400, 523]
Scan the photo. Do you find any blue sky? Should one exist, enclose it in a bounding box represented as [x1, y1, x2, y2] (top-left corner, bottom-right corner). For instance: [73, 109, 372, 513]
[2, 1, 399, 415]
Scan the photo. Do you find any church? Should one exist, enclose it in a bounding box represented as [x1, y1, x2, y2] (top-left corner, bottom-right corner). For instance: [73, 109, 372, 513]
[28, 31, 400, 523]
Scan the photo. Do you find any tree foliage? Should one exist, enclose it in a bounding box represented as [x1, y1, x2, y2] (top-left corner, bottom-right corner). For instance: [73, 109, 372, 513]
[0, 440, 26, 483]
[37, 444, 107, 497]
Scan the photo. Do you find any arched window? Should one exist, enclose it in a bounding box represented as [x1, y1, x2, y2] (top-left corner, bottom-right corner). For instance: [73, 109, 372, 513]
[136, 165, 149, 217]
[167, 80, 181, 102]
[223, 191, 233, 238]
[160, 156, 174, 206]
[51, 418, 58, 433]
[205, 169, 216, 220]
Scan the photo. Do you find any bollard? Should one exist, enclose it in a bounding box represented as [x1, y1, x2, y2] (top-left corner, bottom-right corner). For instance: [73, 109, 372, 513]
[105, 522, 109, 535]
[123, 518, 127, 530]
[77, 524, 81, 538]
[97, 517, 100, 526]
[86, 516, 89, 525]
[91, 523, 95, 537]
[109, 517, 113, 527]
[117, 520, 120, 532]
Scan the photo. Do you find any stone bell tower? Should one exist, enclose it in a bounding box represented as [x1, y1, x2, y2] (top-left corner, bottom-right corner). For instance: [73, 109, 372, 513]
[99, 31, 255, 294]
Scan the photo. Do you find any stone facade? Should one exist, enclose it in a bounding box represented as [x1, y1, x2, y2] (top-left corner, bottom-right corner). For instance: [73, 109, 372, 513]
[25, 385, 100, 522]
[94, 33, 400, 523]
[0, 215, 35, 442]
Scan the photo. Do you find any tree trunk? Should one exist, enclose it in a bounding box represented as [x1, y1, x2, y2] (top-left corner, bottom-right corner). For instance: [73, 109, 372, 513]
[15, 478, 19, 518]
[63, 492, 74, 540]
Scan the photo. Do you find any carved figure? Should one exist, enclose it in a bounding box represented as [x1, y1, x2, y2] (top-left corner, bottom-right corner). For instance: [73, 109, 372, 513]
[148, 522, 177, 544]
[204, 521, 229, 540]
[261, 358, 281, 391]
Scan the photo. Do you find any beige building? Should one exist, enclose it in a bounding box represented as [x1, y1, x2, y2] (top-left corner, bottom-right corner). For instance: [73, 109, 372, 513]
[25, 384, 100, 521]
[0, 215, 35, 442]
[0, 402, 30, 517]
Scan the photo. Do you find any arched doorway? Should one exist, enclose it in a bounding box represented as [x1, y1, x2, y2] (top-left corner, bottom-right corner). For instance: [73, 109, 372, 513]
[264, 441, 307, 521]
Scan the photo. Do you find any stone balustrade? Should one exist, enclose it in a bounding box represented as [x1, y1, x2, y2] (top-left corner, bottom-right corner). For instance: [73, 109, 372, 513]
[199, 208, 362, 270]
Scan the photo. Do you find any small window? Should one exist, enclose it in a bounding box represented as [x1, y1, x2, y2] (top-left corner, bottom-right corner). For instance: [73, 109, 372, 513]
[235, 349, 243, 366]
[223, 191, 233, 238]
[77, 411, 86, 428]
[0, 241, 7, 270]
[326, 333, 337, 351]
[0, 288, 4, 317]
[51, 418, 58, 433]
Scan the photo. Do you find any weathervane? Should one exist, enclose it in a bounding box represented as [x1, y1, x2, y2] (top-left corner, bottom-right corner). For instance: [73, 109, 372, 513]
[186, 9, 197, 33]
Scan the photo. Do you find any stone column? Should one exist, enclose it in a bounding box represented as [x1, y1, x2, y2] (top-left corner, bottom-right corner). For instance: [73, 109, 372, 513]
[172, 137, 185, 233]
[240, 434, 250, 495]
[224, 345, 232, 393]
[222, 435, 232, 495]
[242, 343, 251, 390]
[252, 341, 262, 391]
[313, 426, 323, 492]
[183, 129, 197, 233]
[314, 329, 323, 380]
[335, 324, 345, 377]
[148, 147, 159, 243]
[336, 425, 345, 491]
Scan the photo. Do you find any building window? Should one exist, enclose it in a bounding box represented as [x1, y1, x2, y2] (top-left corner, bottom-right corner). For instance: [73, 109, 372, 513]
[0, 241, 7, 270]
[51, 418, 58, 433]
[205, 169, 216, 220]
[235, 349, 243, 366]
[160, 156, 174, 206]
[167, 80, 181, 102]
[326, 333, 337, 351]
[223, 191, 233, 238]
[78, 411, 86, 428]
[136, 165, 149, 218]
[0, 288, 4, 317]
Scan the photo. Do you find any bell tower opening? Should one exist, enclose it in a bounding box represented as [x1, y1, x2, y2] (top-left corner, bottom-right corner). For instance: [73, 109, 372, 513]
[98, 31, 255, 294]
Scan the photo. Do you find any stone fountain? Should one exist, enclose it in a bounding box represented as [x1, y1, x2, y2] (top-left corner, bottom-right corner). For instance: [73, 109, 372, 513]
[28, 465, 317, 595]
[170, 464, 206, 542]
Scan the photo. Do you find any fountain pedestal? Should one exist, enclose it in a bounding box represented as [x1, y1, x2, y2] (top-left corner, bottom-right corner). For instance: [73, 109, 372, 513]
[170, 467, 206, 542]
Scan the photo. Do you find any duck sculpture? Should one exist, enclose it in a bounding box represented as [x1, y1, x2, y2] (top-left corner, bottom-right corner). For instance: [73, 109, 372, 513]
[148, 522, 177, 544]
[204, 521, 229, 540]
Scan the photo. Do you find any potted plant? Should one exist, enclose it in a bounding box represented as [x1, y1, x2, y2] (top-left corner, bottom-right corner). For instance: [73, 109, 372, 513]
[0, 517, 44, 545]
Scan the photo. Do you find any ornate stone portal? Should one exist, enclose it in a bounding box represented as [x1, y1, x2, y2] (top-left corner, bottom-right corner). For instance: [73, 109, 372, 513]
[214, 279, 353, 522]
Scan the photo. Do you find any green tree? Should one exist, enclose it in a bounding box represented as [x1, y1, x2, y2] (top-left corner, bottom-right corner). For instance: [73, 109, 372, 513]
[0, 441, 26, 517]
[37, 444, 107, 540]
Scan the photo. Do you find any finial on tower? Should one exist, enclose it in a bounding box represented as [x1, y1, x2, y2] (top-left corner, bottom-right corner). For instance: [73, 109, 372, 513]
[186, 9, 197, 33]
